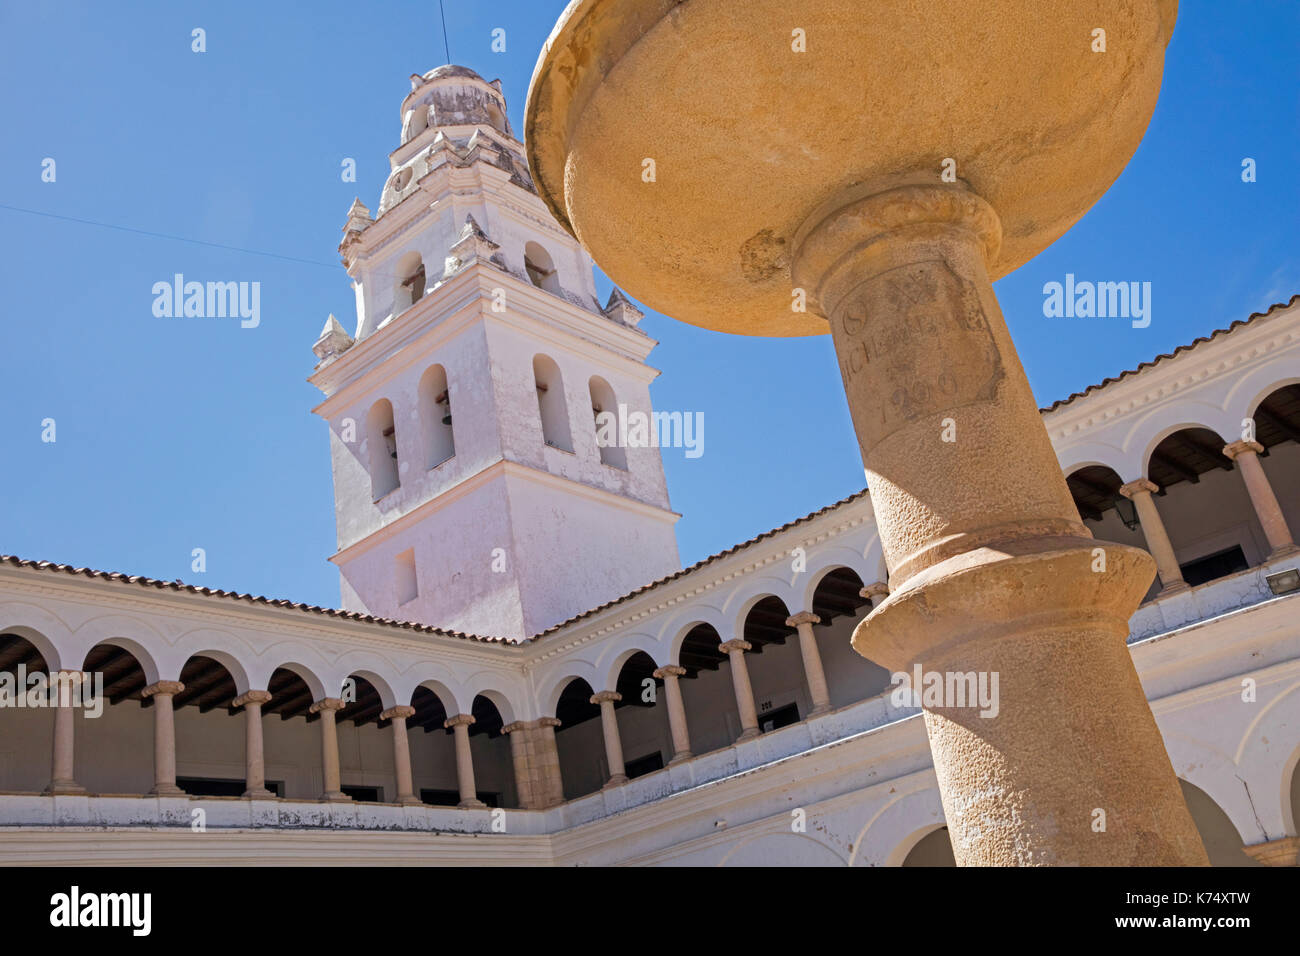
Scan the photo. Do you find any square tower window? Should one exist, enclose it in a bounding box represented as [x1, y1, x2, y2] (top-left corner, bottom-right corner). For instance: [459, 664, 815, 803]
[396, 549, 418, 605]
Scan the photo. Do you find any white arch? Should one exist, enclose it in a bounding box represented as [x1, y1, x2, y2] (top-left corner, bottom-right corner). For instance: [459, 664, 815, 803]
[1057, 443, 1128, 478]
[1225, 363, 1300, 425]
[1233, 677, 1300, 836]
[800, 555, 869, 615]
[538, 670, 600, 719]
[1122, 407, 1238, 480]
[598, 642, 662, 694]
[468, 688, 518, 727]
[409, 677, 464, 717]
[849, 779, 946, 866]
[1162, 728, 1267, 845]
[173, 646, 252, 697]
[257, 654, 329, 703]
[668, 617, 727, 666]
[0, 602, 72, 673]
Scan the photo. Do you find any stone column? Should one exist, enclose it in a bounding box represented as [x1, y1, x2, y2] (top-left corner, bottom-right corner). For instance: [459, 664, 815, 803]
[44, 670, 87, 795]
[785, 612, 832, 717]
[309, 697, 350, 802]
[1119, 478, 1188, 593]
[652, 665, 693, 763]
[791, 183, 1206, 865]
[142, 680, 185, 796]
[502, 722, 535, 809]
[1224, 440, 1297, 558]
[445, 714, 485, 808]
[1243, 836, 1300, 867]
[719, 639, 760, 742]
[590, 691, 628, 787]
[861, 581, 890, 606]
[381, 705, 420, 805]
[233, 690, 272, 798]
[532, 717, 565, 807]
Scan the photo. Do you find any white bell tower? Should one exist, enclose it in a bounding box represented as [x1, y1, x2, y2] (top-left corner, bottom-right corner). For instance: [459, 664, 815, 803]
[309, 65, 681, 640]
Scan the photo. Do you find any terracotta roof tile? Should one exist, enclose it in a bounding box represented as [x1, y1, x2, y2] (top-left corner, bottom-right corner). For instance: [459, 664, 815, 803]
[0, 554, 513, 645]
[1039, 294, 1299, 414]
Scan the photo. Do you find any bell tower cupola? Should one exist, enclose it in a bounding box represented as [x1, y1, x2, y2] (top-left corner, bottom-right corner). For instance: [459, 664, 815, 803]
[309, 66, 682, 641]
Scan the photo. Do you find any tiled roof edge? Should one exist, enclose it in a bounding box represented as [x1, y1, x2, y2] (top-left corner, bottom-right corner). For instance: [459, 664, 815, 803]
[0, 555, 515, 646]
[1039, 293, 1300, 414]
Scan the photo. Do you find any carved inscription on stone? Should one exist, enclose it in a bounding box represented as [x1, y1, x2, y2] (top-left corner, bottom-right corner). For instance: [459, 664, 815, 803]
[833, 259, 1003, 448]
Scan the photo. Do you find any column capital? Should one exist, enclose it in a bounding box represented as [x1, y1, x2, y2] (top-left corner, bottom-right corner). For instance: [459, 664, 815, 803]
[719, 639, 752, 654]
[652, 665, 687, 679]
[142, 680, 185, 699]
[1223, 439, 1265, 460]
[1119, 477, 1159, 499]
[502, 721, 526, 734]
[1242, 835, 1300, 867]
[538, 716, 562, 729]
[785, 611, 821, 628]
[233, 689, 272, 708]
[309, 697, 345, 714]
[444, 713, 475, 729]
[380, 705, 416, 721]
[590, 690, 622, 705]
[860, 581, 890, 601]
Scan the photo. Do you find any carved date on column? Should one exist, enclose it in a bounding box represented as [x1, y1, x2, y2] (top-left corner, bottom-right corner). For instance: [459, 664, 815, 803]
[833, 259, 1003, 448]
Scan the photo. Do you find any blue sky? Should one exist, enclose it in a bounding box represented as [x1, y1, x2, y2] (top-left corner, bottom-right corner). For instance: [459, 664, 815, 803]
[0, 1, 1296, 610]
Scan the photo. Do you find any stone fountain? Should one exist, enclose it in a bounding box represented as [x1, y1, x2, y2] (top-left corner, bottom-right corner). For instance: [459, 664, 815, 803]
[526, 0, 1206, 865]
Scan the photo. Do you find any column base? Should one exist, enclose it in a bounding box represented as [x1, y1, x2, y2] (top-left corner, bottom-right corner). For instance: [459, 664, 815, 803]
[458, 798, 487, 809]
[320, 791, 352, 803]
[1158, 581, 1190, 596]
[242, 788, 274, 799]
[602, 774, 628, 789]
[149, 784, 185, 796]
[735, 728, 761, 743]
[1267, 544, 1300, 560]
[396, 795, 424, 807]
[808, 705, 832, 719]
[668, 752, 693, 766]
[1243, 836, 1299, 867]
[43, 780, 87, 795]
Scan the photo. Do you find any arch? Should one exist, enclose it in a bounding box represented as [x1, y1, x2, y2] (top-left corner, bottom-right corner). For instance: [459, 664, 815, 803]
[469, 688, 517, 728]
[1233, 678, 1300, 836]
[1124, 410, 1238, 482]
[800, 556, 871, 615]
[341, 669, 398, 712]
[1064, 463, 1127, 525]
[79, 636, 161, 687]
[0, 615, 66, 674]
[900, 827, 957, 866]
[719, 831, 848, 867]
[524, 241, 560, 294]
[176, 649, 250, 699]
[731, 590, 795, 643]
[849, 781, 947, 866]
[410, 677, 461, 716]
[392, 249, 426, 313]
[1228, 365, 1300, 425]
[264, 660, 328, 704]
[405, 102, 429, 141]
[668, 618, 726, 667]
[533, 354, 573, 452]
[598, 642, 664, 695]
[539, 665, 601, 719]
[367, 398, 400, 498]
[1055, 441, 1128, 479]
[1179, 779, 1261, 866]
[588, 375, 627, 469]
[484, 101, 508, 135]
[417, 364, 456, 468]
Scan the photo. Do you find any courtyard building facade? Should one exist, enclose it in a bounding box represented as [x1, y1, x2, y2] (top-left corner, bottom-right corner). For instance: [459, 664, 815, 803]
[1, 67, 1297, 867]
